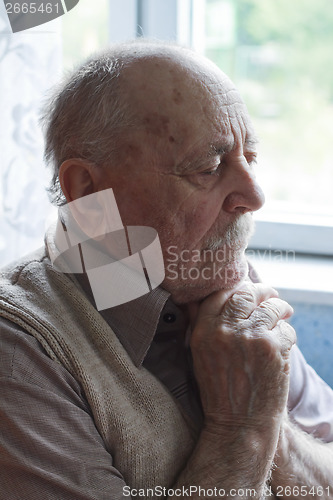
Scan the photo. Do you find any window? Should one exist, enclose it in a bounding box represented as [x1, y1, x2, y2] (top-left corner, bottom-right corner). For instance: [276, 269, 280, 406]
[62, 0, 109, 70]
[200, 0, 333, 254]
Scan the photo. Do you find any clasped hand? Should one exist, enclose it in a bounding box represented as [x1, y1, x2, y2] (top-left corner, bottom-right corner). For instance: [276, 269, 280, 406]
[188, 282, 296, 436]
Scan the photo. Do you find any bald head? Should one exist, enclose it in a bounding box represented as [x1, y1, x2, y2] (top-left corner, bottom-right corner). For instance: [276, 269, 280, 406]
[122, 49, 235, 134]
[42, 40, 241, 205]
[119, 45, 240, 157]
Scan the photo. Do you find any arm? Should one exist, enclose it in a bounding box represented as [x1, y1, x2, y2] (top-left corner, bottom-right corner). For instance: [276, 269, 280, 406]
[0, 319, 129, 500]
[170, 283, 296, 499]
[270, 416, 333, 499]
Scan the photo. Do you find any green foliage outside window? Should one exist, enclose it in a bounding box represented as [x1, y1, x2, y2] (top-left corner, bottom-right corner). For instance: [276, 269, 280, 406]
[205, 0, 333, 216]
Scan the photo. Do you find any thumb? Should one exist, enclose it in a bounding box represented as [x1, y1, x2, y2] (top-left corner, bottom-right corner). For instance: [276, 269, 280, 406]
[197, 280, 248, 320]
[186, 280, 247, 331]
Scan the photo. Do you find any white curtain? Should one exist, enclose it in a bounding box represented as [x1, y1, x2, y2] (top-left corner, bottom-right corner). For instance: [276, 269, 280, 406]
[0, 3, 61, 267]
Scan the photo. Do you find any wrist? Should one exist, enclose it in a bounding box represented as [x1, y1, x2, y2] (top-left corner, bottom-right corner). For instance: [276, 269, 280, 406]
[200, 420, 279, 474]
[273, 414, 292, 469]
[271, 415, 294, 490]
[203, 410, 284, 442]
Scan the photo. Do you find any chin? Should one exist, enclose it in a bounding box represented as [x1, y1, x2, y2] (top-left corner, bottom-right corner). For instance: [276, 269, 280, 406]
[163, 256, 249, 304]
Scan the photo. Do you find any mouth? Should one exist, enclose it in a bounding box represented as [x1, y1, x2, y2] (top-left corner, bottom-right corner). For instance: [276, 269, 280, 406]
[203, 213, 254, 253]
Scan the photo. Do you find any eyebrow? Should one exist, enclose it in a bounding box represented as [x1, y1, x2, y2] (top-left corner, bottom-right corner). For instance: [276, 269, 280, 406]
[245, 137, 259, 148]
[176, 135, 259, 174]
[209, 136, 259, 156]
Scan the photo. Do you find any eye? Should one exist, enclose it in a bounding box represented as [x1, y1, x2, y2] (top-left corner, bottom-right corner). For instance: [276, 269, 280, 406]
[201, 163, 223, 177]
[202, 167, 219, 176]
[245, 153, 258, 166]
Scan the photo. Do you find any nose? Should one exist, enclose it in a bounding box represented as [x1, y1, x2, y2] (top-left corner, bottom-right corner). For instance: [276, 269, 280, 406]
[222, 160, 265, 214]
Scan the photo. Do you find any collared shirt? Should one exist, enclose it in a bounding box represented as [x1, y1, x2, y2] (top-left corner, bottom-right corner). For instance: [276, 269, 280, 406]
[1, 275, 333, 499]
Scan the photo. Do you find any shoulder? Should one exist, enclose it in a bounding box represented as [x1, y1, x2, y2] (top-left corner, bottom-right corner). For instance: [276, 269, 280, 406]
[0, 316, 87, 407]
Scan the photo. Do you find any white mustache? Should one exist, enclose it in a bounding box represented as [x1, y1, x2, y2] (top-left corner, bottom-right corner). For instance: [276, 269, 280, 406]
[204, 213, 254, 251]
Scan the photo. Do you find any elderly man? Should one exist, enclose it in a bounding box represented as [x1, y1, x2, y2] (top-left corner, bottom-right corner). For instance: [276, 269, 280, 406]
[0, 41, 332, 500]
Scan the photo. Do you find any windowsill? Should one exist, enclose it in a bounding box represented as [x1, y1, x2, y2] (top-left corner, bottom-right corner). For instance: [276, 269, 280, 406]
[249, 218, 333, 256]
[247, 251, 333, 306]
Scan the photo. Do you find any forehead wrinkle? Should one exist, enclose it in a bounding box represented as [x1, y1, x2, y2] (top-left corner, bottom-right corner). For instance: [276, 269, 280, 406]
[239, 113, 259, 149]
[205, 93, 245, 109]
[204, 81, 244, 107]
[225, 110, 257, 152]
[205, 80, 237, 93]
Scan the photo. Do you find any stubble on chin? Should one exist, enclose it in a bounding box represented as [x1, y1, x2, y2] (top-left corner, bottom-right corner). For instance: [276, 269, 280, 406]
[162, 213, 255, 304]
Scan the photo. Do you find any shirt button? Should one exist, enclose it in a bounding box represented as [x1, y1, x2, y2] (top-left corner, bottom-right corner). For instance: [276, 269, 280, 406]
[163, 313, 176, 323]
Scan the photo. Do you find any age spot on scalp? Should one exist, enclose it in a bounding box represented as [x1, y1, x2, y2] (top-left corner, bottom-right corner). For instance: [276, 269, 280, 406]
[169, 135, 175, 143]
[143, 113, 170, 137]
[126, 143, 143, 159]
[172, 88, 183, 105]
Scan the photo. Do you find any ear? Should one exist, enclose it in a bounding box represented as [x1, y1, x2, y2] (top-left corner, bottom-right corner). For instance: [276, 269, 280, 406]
[58, 159, 120, 240]
[59, 158, 98, 203]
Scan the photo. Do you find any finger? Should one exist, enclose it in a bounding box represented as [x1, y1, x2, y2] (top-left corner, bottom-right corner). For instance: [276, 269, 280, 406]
[272, 320, 297, 353]
[221, 282, 280, 320]
[249, 297, 294, 332]
[196, 281, 246, 319]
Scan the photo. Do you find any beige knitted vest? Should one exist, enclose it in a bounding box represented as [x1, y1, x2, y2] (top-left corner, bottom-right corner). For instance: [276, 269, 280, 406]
[0, 242, 197, 494]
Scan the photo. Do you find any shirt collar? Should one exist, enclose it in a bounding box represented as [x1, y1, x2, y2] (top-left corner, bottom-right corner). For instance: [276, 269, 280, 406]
[100, 287, 170, 366]
[72, 271, 170, 366]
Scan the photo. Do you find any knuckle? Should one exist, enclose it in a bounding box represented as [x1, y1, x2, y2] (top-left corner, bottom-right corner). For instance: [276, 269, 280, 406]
[256, 335, 278, 355]
[259, 300, 281, 320]
[234, 285, 257, 305]
[276, 321, 297, 346]
[256, 297, 289, 323]
[223, 285, 257, 319]
[250, 305, 278, 330]
[249, 315, 271, 333]
[250, 335, 287, 369]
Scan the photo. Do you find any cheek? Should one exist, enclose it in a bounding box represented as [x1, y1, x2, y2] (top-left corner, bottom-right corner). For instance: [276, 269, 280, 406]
[184, 196, 223, 240]
[110, 185, 149, 226]
[110, 172, 163, 226]
[158, 196, 223, 256]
